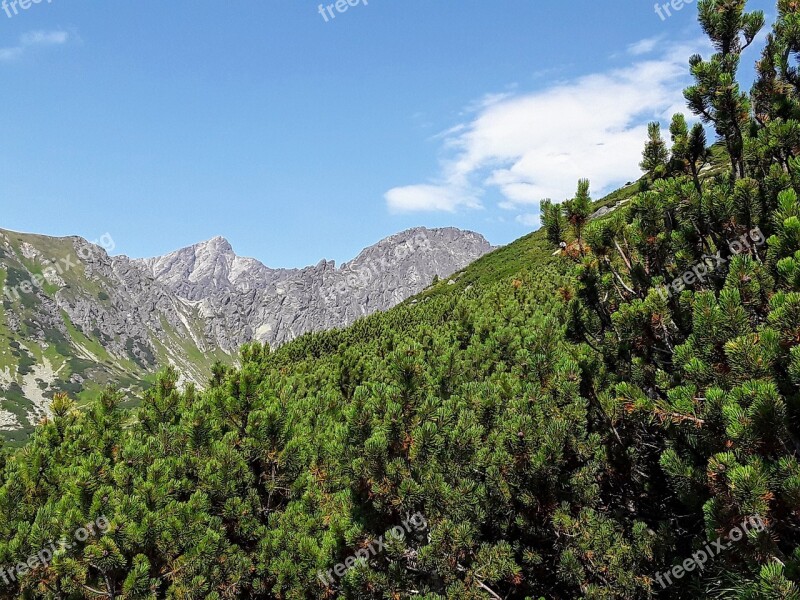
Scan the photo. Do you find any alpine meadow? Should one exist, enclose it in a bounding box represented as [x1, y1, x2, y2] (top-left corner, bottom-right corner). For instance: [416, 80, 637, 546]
[6, 0, 800, 598]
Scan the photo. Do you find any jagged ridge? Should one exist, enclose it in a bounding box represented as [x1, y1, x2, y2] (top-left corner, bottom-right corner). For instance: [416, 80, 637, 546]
[0, 227, 491, 441]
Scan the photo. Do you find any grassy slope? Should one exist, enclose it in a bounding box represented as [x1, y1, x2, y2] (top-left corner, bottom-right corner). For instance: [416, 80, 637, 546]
[264, 148, 739, 371]
[0, 155, 715, 445]
[267, 196, 593, 368]
[0, 230, 214, 443]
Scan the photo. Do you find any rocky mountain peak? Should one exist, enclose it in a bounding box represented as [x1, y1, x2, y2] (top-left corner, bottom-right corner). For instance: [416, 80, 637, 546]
[200, 235, 235, 254]
[0, 226, 493, 436]
[135, 227, 492, 350]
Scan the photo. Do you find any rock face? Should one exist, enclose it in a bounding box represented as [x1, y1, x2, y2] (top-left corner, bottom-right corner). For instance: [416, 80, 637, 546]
[0, 227, 492, 438]
[136, 228, 492, 351]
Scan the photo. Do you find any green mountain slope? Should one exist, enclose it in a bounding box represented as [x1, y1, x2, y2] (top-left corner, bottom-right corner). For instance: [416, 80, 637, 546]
[0, 226, 488, 445]
[0, 229, 232, 445]
[3, 1, 800, 598]
[0, 231, 149, 445]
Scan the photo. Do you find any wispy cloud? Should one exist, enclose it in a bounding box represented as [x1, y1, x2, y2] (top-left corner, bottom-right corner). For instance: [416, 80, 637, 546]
[0, 29, 69, 62]
[627, 36, 664, 56]
[384, 38, 705, 221]
[515, 213, 539, 228]
[386, 183, 481, 213]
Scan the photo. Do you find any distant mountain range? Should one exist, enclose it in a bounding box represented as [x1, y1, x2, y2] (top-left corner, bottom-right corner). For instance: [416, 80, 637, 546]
[0, 226, 492, 441]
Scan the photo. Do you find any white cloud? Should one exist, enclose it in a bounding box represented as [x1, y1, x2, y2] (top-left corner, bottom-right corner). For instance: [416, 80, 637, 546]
[384, 39, 705, 215]
[385, 184, 481, 214]
[0, 30, 69, 62]
[0, 47, 23, 61]
[627, 36, 663, 56]
[515, 213, 540, 228]
[21, 30, 68, 45]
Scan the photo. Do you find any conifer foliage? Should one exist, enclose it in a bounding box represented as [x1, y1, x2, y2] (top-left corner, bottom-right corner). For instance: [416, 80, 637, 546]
[2, 1, 800, 598]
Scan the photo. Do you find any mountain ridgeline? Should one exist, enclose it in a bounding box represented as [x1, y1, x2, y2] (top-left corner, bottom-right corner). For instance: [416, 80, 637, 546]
[3, 1, 800, 598]
[0, 227, 491, 442]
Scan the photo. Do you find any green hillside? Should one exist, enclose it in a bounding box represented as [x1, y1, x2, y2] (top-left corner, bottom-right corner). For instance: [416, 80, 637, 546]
[3, 1, 800, 598]
[0, 229, 233, 445]
[0, 231, 146, 445]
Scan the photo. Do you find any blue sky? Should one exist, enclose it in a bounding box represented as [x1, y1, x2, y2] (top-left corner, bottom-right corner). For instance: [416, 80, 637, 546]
[0, 0, 775, 266]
